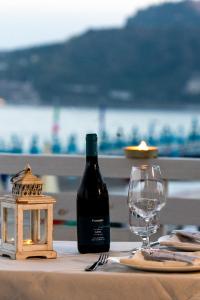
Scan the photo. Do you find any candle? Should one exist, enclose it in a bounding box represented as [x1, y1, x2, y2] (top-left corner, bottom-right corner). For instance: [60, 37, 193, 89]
[24, 239, 33, 245]
[124, 140, 158, 159]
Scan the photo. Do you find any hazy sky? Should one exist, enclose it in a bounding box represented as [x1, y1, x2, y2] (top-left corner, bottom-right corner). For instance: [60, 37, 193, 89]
[1, 0, 181, 50]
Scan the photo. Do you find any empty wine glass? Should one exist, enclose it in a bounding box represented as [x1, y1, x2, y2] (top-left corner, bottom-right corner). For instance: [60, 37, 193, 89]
[128, 165, 166, 249]
[129, 209, 159, 249]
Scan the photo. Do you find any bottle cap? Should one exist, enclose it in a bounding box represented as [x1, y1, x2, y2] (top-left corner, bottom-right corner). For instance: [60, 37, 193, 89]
[86, 133, 97, 142]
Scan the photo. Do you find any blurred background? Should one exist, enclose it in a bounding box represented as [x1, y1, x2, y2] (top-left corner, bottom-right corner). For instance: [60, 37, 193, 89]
[1, 0, 200, 237]
[0, 0, 200, 157]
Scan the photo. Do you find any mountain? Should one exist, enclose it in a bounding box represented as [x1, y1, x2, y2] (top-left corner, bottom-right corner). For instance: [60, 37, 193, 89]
[127, 0, 200, 28]
[1, 0, 200, 108]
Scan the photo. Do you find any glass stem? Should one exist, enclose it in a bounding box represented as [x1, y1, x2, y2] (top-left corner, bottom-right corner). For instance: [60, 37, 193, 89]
[145, 218, 150, 249]
[141, 237, 149, 249]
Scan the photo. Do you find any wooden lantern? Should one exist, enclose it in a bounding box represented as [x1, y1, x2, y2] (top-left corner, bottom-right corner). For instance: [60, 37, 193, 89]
[0, 165, 57, 259]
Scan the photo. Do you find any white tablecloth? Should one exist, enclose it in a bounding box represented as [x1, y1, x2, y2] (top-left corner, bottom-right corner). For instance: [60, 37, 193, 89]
[0, 241, 199, 300]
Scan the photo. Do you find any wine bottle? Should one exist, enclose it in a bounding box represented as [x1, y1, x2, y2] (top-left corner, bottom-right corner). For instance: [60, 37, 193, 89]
[76, 133, 110, 253]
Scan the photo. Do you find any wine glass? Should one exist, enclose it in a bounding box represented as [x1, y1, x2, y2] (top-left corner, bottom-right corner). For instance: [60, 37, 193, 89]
[129, 209, 159, 249]
[128, 164, 166, 249]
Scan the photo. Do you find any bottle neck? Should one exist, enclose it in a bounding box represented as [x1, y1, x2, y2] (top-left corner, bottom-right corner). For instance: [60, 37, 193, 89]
[86, 134, 98, 165]
[86, 142, 98, 165]
[86, 140, 97, 157]
[86, 155, 98, 164]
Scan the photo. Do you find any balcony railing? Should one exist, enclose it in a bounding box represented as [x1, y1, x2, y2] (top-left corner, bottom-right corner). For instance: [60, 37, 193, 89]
[0, 153, 200, 240]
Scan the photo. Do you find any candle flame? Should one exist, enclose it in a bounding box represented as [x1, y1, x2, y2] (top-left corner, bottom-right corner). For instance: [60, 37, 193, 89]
[138, 140, 149, 151]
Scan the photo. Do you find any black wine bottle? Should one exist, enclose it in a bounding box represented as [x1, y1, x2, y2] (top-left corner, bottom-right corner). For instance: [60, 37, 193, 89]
[76, 133, 110, 253]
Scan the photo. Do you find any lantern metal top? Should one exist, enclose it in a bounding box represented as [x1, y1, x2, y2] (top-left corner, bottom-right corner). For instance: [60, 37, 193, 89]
[11, 164, 43, 185]
[11, 164, 44, 198]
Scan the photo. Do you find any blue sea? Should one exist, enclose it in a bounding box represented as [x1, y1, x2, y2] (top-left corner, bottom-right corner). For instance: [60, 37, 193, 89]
[0, 104, 199, 199]
[0, 105, 200, 152]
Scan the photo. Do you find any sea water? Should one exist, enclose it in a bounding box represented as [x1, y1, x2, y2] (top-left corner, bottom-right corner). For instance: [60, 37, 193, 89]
[0, 105, 200, 151]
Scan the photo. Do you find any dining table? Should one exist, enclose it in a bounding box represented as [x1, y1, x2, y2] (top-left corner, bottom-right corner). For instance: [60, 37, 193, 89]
[0, 241, 200, 300]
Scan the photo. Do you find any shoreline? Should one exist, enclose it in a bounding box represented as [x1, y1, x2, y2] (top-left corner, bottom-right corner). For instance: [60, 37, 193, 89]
[3, 103, 200, 113]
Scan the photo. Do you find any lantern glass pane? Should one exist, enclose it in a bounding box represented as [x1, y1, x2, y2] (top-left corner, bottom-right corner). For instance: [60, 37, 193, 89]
[23, 210, 31, 243]
[23, 209, 48, 245]
[4, 207, 15, 244]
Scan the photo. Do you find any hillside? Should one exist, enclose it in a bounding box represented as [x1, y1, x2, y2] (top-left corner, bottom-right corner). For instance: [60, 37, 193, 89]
[1, 1, 200, 108]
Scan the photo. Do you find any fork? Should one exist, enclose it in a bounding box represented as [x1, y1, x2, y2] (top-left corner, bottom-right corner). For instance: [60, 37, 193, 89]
[85, 253, 109, 272]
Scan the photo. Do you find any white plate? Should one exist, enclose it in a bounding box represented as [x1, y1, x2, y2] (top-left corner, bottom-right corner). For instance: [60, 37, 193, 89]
[109, 252, 200, 273]
[158, 235, 200, 251]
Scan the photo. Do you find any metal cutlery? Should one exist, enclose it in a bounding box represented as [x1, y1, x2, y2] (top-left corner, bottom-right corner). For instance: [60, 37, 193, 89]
[85, 253, 109, 272]
[85, 241, 160, 271]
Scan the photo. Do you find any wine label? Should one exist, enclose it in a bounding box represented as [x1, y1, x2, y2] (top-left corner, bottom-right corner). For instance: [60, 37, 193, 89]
[78, 216, 110, 245]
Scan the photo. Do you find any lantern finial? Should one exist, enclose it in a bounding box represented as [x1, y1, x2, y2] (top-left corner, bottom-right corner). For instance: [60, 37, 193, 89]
[25, 164, 31, 172]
